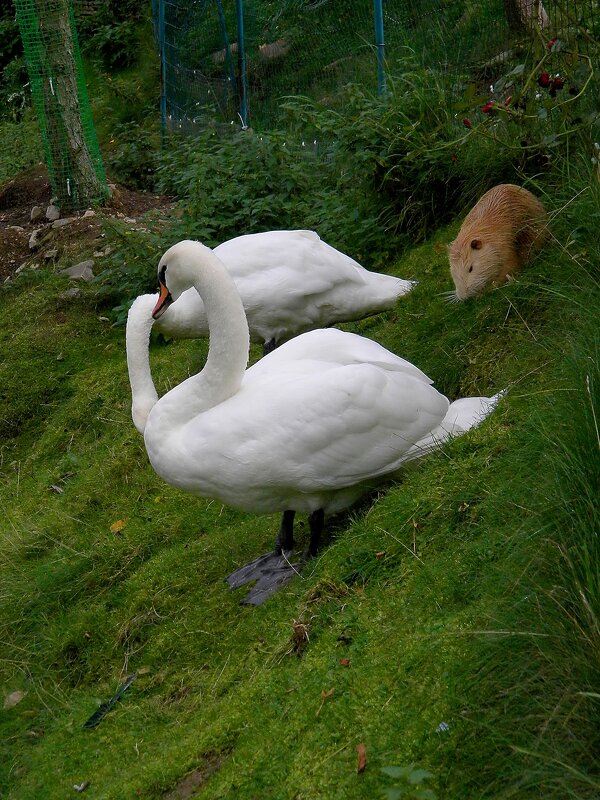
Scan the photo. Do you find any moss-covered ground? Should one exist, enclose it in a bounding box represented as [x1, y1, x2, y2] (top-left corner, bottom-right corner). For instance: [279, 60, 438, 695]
[1, 189, 599, 798]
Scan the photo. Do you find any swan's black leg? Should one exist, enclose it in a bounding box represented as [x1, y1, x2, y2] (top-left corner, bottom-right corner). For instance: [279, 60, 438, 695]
[262, 338, 279, 356]
[275, 509, 295, 553]
[307, 508, 325, 557]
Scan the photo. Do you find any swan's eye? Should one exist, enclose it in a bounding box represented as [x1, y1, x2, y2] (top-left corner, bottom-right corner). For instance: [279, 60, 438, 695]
[468, 266, 473, 273]
[158, 264, 168, 287]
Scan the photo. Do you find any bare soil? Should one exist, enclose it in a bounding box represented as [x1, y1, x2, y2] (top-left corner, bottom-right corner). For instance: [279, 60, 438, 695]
[0, 165, 174, 281]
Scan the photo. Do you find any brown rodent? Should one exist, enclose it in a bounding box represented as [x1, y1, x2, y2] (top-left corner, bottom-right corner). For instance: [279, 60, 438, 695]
[448, 184, 548, 300]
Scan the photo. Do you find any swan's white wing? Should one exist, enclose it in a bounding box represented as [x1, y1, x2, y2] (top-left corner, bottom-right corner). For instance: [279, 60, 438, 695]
[215, 231, 413, 341]
[169, 359, 448, 505]
[246, 328, 434, 385]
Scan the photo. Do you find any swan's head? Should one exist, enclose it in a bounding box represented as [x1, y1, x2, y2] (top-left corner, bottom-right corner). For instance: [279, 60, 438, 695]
[152, 240, 214, 320]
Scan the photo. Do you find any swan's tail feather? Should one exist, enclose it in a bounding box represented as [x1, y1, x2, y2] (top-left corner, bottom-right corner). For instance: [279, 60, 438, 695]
[404, 389, 506, 461]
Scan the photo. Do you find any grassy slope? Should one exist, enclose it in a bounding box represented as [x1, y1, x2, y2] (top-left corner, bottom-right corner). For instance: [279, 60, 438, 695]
[1, 195, 599, 799]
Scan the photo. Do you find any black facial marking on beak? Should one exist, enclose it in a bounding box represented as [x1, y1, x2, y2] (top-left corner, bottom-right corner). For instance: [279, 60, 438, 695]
[152, 264, 173, 319]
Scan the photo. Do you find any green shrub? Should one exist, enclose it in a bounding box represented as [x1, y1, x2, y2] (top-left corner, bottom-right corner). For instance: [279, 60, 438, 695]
[0, 111, 43, 183]
[156, 123, 394, 265]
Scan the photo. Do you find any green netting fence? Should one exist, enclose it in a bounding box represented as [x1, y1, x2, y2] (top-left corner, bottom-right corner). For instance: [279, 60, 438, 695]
[152, 0, 599, 134]
[14, 0, 107, 211]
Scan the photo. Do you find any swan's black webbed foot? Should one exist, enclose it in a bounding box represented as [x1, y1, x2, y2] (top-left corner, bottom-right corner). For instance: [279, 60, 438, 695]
[225, 509, 325, 606]
[239, 551, 304, 606]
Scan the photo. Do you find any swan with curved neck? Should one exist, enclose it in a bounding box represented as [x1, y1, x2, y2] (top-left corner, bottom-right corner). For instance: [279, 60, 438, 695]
[130, 240, 503, 604]
[129, 229, 415, 354]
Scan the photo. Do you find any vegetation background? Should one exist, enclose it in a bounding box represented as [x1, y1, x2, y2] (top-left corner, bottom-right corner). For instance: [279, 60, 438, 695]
[0, 1, 599, 798]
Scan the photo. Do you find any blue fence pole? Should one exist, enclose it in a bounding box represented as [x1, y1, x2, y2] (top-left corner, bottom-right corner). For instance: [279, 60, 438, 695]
[159, 0, 167, 137]
[215, 0, 237, 100]
[235, 0, 249, 128]
[373, 0, 386, 96]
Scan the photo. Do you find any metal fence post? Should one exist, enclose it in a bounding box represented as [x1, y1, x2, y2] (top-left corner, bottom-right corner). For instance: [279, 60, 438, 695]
[373, 0, 386, 95]
[235, 0, 249, 128]
[159, 0, 167, 137]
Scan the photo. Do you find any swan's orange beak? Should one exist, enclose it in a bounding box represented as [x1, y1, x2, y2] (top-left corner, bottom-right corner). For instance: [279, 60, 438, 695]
[152, 282, 172, 319]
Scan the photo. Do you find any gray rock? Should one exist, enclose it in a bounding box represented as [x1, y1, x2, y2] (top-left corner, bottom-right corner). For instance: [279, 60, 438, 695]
[30, 205, 44, 222]
[60, 287, 82, 300]
[60, 260, 95, 282]
[8, 225, 25, 233]
[28, 228, 43, 250]
[51, 217, 77, 229]
[83, 209, 96, 218]
[44, 249, 58, 260]
[46, 204, 60, 221]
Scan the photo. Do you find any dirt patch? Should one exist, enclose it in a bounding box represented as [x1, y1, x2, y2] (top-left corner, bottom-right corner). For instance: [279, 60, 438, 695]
[162, 751, 226, 799]
[0, 165, 175, 281]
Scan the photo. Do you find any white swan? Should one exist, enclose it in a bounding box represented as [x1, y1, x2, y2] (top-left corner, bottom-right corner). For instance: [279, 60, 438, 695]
[128, 240, 503, 604]
[135, 230, 414, 351]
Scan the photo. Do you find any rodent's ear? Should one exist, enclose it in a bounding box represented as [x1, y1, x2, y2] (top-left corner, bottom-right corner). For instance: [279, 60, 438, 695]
[470, 239, 482, 250]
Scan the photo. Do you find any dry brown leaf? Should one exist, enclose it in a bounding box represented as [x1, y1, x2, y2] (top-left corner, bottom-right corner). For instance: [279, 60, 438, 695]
[110, 518, 128, 534]
[356, 742, 367, 773]
[4, 690, 25, 709]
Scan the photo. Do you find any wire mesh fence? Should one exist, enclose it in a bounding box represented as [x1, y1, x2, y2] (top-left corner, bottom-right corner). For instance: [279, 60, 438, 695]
[152, 0, 599, 135]
[14, 0, 107, 211]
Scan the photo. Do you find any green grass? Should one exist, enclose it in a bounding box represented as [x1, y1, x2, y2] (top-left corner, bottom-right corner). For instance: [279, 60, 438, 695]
[1, 179, 599, 799]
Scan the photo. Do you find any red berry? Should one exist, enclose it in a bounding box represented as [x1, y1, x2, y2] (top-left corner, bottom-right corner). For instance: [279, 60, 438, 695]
[538, 72, 551, 88]
[481, 101, 494, 113]
[462, 118, 472, 128]
[552, 75, 564, 91]
[547, 37, 558, 49]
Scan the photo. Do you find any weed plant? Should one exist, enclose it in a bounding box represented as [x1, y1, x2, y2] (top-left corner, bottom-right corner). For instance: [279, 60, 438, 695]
[0, 110, 43, 183]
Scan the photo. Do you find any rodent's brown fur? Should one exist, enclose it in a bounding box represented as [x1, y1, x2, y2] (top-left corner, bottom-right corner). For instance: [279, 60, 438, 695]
[448, 184, 548, 300]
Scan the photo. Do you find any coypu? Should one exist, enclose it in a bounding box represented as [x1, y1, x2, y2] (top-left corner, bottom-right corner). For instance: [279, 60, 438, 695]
[448, 184, 548, 300]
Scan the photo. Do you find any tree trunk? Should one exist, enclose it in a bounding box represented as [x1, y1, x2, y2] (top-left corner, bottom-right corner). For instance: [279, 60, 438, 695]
[15, 0, 107, 210]
[504, 0, 550, 32]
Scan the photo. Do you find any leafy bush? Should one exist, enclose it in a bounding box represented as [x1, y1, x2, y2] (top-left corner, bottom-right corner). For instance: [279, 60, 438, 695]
[0, 12, 27, 123]
[78, 0, 147, 71]
[456, 31, 600, 172]
[0, 111, 43, 183]
[283, 67, 520, 239]
[84, 21, 141, 70]
[156, 123, 394, 265]
[103, 120, 161, 191]
[92, 220, 165, 323]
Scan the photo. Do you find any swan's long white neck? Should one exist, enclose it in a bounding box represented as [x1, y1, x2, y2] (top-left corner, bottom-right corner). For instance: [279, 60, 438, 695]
[146, 243, 250, 436]
[126, 294, 159, 433]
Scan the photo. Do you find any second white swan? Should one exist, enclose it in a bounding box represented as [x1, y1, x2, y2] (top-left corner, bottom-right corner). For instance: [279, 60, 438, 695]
[133, 229, 414, 353]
